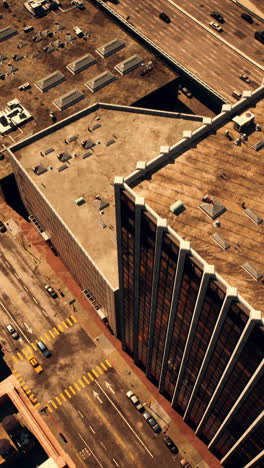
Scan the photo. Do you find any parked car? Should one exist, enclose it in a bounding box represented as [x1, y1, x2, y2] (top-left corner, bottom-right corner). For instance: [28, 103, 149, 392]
[37, 340, 52, 358]
[180, 459, 192, 468]
[163, 435, 179, 454]
[6, 324, 19, 340]
[0, 221, 7, 233]
[159, 12, 171, 24]
[240, 73, 251, 83]
[209, 22, 223, 32]
[210, 11, 224, 23]
[241, 13, 253, 24]
[232, 89, 242, 100]
[45, 285, 58, 299]
[28, 355, 43, 374]
[254, 30, 264, 45]
[143, 411, 161, 433]
[126, 390, 144, 412]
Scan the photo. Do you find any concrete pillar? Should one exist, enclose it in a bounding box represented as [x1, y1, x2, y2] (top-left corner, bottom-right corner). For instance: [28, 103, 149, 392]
[172, 264, 215, 407]
[184, 287, 237, 420]
[114, 176, 125, 343]
[146, 217, 167, 379]
[210, 361, 264, 450]
[158, 240, 191, 393]
[196, 310, 263, 435]
[243, 450, 264, 468]
[133, 196, 145, 365]
[220, 411, 264, 466]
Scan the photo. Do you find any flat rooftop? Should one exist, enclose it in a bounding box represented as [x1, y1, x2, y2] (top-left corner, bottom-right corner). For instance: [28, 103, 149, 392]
[0, 0, 175, 144]
[134, 99, 264, 314]
[106, 0, 264, 102]
[13, 105, 202, 288]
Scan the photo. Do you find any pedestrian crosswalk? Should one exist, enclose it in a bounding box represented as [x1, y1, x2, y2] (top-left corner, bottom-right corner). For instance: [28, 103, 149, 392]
[45, 359, 112, 414]
[11, 314, 77, 363]
[12, 370, 40, 409]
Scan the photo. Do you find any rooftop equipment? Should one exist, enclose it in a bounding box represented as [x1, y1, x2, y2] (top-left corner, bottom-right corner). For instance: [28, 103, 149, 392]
[170, 200, 184, 215]
[232, 112, 255, 133]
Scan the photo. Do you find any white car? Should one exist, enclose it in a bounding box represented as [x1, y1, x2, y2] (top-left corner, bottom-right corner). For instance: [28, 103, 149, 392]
[126, 390, 144, 412]
[209, 22, 223, 32]
[6, 324, 19, 340]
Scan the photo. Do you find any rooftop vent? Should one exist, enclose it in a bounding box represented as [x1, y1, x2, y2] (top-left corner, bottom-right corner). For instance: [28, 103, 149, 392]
[66, 53, 97, 75]
[75, 197, 86, 206]
[105, 138, 115, 147]
[96, 38, 126, 58]
[40, 147, 54, 156]
[94, 197, 110, 211]
[57, 151, 72, 162]
[114, 54, 143, 75]
[58, 164, 68, 172]
[81, 139, 95, 150]
[53, 89, 84, 111]
[199, 197, 226, 220]
[253, 140, 264, 151]
[242, 262, 263, 281]
[211, 232, 230, 251]
[244, 208, 263, 225]
[81, 151, 93, 159]
[32, 164, 47, 175]
[85, 71, 116, 93]
[170, 200, 185, 215]
[90, 123, 101, 132]
[65, 135, 78, 144]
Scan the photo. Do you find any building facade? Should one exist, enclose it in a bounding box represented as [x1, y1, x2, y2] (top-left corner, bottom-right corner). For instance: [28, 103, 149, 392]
[114, 180, 264, 468]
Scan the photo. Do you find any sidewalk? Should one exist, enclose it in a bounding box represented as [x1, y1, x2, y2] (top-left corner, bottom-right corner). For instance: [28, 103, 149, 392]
[14, 211, 222, 468]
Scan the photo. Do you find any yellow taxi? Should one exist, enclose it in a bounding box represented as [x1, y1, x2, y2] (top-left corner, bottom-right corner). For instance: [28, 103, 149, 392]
[28, 355, 43, 374]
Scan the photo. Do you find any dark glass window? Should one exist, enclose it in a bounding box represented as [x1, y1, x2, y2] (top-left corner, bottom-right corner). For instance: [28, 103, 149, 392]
[222, 421, 264, 468]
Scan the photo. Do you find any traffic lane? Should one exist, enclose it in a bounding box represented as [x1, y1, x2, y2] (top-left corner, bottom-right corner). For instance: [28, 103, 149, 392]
[165, 0, 264, 66]
[107, 0, 263, 101]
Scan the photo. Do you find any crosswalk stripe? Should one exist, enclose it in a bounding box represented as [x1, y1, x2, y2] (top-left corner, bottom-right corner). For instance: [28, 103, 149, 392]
[78, 378, 85, 389]
[47, 404, 53, 414]
[17, 377, 23, 382]
[105, 359, 112, 368]
[71, 314, 77, 323]
[29, 394, 36, 400]
[26, 345, 32, 353]
[88, 372, 94, 381]
[26, 389, 32, 395]
[35, 402, 40, 408]
[55, 396, 62, 406]
[53, 327, 60, 335]
[74, 382, 80, 392]
[20, 381, 26, 387]
[64, 389, 71, 399]
[22, 349, 29, 357]
[96, 366, 103, 375]
[50, 400, 58, 409]
[69, 385, 76, 395]
[60, 392, 67, 402]
[31, 342, 37, 351]
[49, 330, 55, 338]
[17, 352, 23, 360]
[44, 333, 51, 342]
[58, 324, 64, 333]
[82, 375, 90, 385]
[31, 397, 38, 403]
[62, 320, 68, 329]
[100, 362, 107, 371]
[12, 356, 18, 363]
[92, 369, 98, 378]
[39, 337, 47, 345]
[66, 317, 73, 326]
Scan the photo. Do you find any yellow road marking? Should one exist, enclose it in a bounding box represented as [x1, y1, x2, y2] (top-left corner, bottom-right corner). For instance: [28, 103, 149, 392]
[53, 327, 60, 335]
[44, 333, 51, 342]
[78, 378, 85, 389]
[55, 396, 62, 406]
[69, 385, 76, 395]
[82, 375, 90, 385]
[17, 352, 23, 360]
[17, 377, 23, 382]
[35, 402, 40, 408]
[31, 397, 38, 403]
[64, 389, 72, 399]
[96, 366, 103, 375]
[22, 349, 29, 357]
[20, 381, 26, 387]
[71, 314, 77, 323]
[85, 393, 141, 467]
[29, 394, 36, 400]
[39, 337, 46, 345]
[12, 356, 18, 363]
[26, 389, 32, 395]
[47, 404, 53, 413]
[66, 317, 73, 326]
[58, 324, 64, 333]
[60, 392, 67, 402]
[23, 385, 29, 390]
[26, 345, 32, 353]
[74, 382, 80, 392]
[31, 342, 37, 351]
[49, 330, 55, 338]
[88, 372, 94, 381]
[92, 369, 98, 378]
[62, 320, 68, 329]
[50, 400, 58, 409]
[105, 359, 112, 368]
[100, 362, 107, 371]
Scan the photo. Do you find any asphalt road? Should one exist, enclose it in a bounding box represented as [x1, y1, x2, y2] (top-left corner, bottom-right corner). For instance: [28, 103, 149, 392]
[0, 230, 182, 467]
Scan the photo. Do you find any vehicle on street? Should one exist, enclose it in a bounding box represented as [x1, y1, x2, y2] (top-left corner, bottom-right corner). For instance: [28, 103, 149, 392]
[209, 22, 223, 32]
[180, 459, 192, 468]
[254, 30, 264, 45]
[37, 340, 52, 358]
[59, 433, 68, 443]
[240, 74, 251, 83]
[45, 285, 58, 299]
[159, 12, 171, 24]
[181, 87, 192, 98]
[210, 11, 224, 23]
[126, 390, 144, 412]
[163, 435, 179, 454]
[241, 13, 253, 24]
[28, 355, 43, 374]
[0, 221, 7, 233]
[143, 411, 161, 433]
[6, 324, 19, 340]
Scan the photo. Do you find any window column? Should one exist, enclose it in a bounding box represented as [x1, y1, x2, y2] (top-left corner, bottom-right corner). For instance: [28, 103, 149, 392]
[114, 176, 125, 341]
[243, 450, 264, 468]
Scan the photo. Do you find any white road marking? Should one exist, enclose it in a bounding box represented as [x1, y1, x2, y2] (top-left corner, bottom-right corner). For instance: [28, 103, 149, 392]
[77, 410, 84, 418]
[93, 390, 103, 404]
[105, 381, 115, 394]
[89, 425, 95, 434]
[41, 309, 48, 317]
[32, 297, 39, 304]
[95, 381, 154, 458]
[14, 272, 20, 279]
[23, 285, 29, 292]
[113, 458, 119, 467]
[4, 261, 10, 269]
[24, 322, 33, 334]
[100, 441, 107, 451]
[0, 300, 30, 344]
[78, 433, 103, 468]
